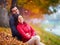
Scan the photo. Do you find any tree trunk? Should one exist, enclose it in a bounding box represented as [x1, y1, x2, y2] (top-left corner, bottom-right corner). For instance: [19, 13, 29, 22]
[0, 0, 12, 27]
[0, 6, 9, 27]
[11, 0, 17, 7]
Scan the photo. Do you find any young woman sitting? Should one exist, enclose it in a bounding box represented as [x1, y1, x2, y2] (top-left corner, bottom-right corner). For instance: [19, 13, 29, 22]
[16, 15, 45, 45]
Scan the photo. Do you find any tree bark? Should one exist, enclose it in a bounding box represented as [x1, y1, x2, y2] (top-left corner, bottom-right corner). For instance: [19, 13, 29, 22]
[11, 0, 17, 7]
[0, 6, 9, 27]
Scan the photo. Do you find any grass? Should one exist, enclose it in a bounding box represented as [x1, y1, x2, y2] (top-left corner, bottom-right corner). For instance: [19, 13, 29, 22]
[30, 24, 60, 45]
[0, 24, 60, 45]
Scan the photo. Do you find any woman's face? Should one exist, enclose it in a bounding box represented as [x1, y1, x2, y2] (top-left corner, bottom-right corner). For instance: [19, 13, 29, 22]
[18, 16, 24, 23]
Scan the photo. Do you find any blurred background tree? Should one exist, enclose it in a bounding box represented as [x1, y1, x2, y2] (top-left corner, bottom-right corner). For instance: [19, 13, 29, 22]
[17, 0, 59, 13]
[0, 0, 60, 27]
[16, 0, 60, 18]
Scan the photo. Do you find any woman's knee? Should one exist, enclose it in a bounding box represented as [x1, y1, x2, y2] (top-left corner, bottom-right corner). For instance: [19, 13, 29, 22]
[34, 35, 40, 41]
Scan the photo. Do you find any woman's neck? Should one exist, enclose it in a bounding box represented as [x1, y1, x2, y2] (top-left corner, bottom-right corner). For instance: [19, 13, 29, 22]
[18, 22, 23, 24]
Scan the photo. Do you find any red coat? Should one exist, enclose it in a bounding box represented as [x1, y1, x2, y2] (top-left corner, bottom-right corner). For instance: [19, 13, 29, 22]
[17, 22, 36, 42]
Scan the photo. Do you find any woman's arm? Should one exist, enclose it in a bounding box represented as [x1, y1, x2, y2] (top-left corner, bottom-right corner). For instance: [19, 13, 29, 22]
[30, 26, 36, 36]
[17, 25, 31, 40]
[26, 23, 36, 36]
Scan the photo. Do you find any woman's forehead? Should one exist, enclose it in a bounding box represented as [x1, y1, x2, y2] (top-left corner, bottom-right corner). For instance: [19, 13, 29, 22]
[18, 16, 23, 19]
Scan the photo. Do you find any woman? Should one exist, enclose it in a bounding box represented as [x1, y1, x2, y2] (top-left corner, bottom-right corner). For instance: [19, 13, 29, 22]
[17, 15, 45, 45]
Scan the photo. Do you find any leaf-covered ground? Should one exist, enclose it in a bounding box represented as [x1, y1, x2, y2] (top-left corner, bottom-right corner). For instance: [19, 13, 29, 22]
[0, 24, 60, 45]
[0, 27, 28, 45]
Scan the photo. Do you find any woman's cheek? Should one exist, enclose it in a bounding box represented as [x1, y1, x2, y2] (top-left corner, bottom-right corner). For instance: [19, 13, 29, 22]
[18, 20, 20, 22]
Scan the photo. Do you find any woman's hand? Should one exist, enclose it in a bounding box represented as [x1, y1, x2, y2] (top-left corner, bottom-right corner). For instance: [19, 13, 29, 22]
[26, 33, 30, 37]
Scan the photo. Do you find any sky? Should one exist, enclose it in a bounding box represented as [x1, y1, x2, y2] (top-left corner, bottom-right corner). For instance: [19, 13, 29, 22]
[42, 5, 60, 35]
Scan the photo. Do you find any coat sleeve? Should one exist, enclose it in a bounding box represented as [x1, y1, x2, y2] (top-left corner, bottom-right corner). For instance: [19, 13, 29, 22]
[30, 26, 36, 36]
[17, 25, 31, 40]
[9, 17, 18, 35]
